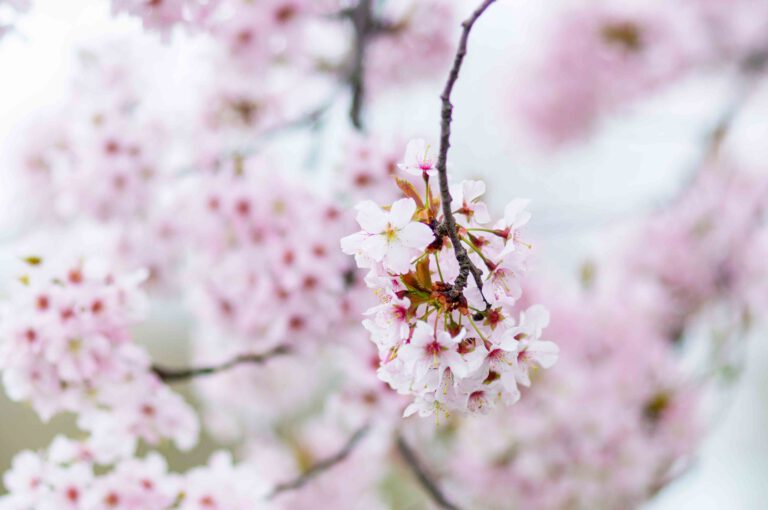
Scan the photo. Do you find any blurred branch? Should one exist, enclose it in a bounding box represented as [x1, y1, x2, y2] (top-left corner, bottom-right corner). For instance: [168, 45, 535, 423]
[259, 92, 341, 141]
[152, 344, 290, 383]
[673, 49, 768, 201]
[348, 0, 373, 131]
[396, 433, 463, 510]
[267, 424, 371, 498]
[436, 0, 497, 305]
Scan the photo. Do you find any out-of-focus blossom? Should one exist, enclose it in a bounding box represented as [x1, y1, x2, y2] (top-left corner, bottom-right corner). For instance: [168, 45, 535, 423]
[0, 257, 199, 453]
[366, 0, 455, 94]
[0, 439, 271, 510]
[513, 3, 694, 146]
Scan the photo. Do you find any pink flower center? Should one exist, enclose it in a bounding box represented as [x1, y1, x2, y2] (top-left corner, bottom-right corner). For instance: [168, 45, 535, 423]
[66, 487, 79, 502]
[425, 341, 442, 356]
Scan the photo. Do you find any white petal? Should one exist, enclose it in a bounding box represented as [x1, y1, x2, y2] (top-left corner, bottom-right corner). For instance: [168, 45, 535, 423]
[504, 199, 531, 227]
[389, 198, 417, 229]
[403, 402, 420, 417]
[340, 231, 365, 255]
[450, 182, 464, 204]
[361, 234, 387, 261]
[383, 244, 414, 274]
[404, 138, 428, 167]
[515, 364, 532, 387]
[524, 304, 550, 332]
[528, 340, 559, 369]
[496, 329, 520, 352]
[442, 350, 468, 378]
[463, 180, 486, 201]
[410, 322, 434, 347]
[473, 203, 491, 224]
[398, 222, 434, 250]
[355, 200, 387, 233]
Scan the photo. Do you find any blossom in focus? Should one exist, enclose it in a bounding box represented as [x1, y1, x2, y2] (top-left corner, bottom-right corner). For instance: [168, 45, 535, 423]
[341, 198, 434, 274]
[343, 139, 558, 418]
[397, 138, 438, 178]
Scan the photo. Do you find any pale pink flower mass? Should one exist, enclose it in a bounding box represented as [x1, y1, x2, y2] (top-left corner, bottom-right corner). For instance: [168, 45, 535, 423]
[1, 0, 764, 508]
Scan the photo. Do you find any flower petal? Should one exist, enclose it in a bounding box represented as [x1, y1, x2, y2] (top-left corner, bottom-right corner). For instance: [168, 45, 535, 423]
[355, 200, 387, 233]
[389, 198, 417, 229]
[398, 222, 434, 250]
[528, 340, 559, 369]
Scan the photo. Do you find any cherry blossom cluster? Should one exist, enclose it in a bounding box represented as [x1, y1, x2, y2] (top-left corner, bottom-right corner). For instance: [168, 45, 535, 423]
[622, 165, 768, 335]
[173, 157, 367, 437]
[365, 0, 455, 94]
[111, 0, 330, 43]
[511, 0, 768, 148]
[10, 39, 173, 227]
[336, 133, 403, 204]
[513, 2, 694, 146]
[0, 436, 269, 510]
[3, 0, 766, 507]
[342, 139, 559, 418]
[180, 158, 355, 349]
[0, 257, 198, 454]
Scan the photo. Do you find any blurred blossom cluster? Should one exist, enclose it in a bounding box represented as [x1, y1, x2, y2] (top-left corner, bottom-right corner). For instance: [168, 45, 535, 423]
[512, 0, 768, 147]
[0, 258, 198, 457]
[0, 0, 767, 509]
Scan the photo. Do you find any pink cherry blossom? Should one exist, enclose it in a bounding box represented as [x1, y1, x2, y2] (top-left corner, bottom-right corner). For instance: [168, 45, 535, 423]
[397, 138, 438, 178]
[344, 140, 558, 418]
[341, 198, 434, 274]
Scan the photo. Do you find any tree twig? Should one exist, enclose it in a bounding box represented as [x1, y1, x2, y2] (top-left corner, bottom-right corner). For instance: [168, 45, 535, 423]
[348, 0, 374, 131]
[152, 345, 290, 383]
[396, 433, 463, 510]
[673, 48, 768, 202]
[436, 0, 497, 305]
[259, 93, 340, 141]
[267, 424, 371, 498]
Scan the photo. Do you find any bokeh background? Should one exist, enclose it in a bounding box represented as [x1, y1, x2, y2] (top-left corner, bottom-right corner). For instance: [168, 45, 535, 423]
[1, 1, 767, 507]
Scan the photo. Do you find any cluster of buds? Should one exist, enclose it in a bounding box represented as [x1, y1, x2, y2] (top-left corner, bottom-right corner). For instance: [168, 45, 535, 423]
[0, 257, 198, 454]
[342, 139, 559, 418]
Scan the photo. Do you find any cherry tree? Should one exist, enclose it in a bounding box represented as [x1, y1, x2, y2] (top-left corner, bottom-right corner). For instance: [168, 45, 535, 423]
[0, 0, 767, 508]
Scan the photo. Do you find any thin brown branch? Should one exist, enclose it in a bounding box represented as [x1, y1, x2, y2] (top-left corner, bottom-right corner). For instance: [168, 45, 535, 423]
[396, 433, 463, 510]
[436, 0, 497, 306]
[259, 94, 339, 141]
[348, 0, 374, 130]
[152, 345, 290, 383]
[267, 425, 371, 498]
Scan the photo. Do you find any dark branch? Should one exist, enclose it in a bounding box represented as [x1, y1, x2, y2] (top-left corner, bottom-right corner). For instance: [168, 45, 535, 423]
[152, 345, 290, 383]
[348, 0, 374, 131]
[396, 433, 463, 510]
[259, 95, 338, 141]
[267, 425, 370, 498]
[436, 0, 497, 305]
